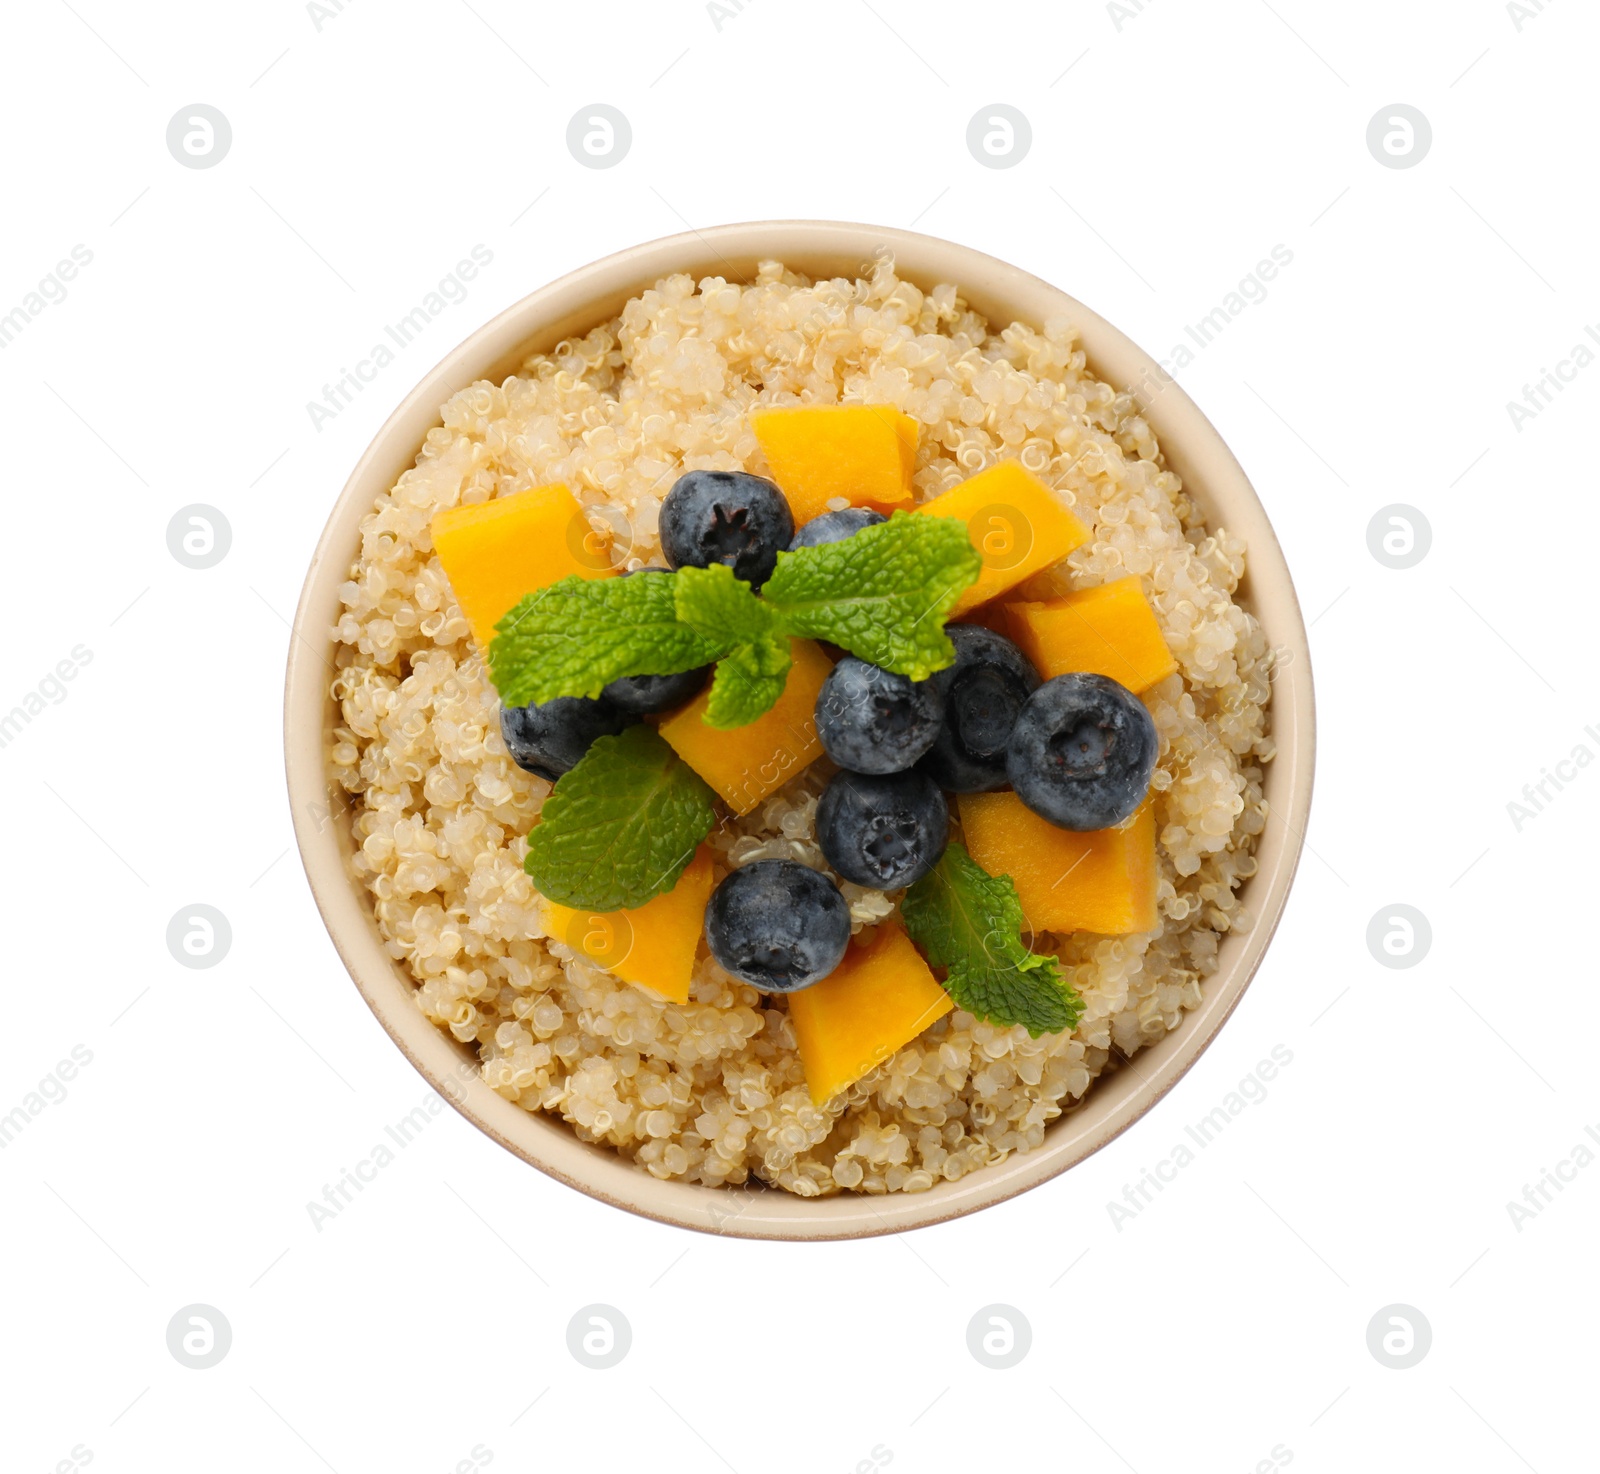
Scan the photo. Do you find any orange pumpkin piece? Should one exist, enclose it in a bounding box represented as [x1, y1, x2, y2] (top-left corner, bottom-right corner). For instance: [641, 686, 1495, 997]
[430, 483, 616, 650]
[915, 461, 1090, 616]
[958, 791, 1158, 937]
[657, 639, 833, 816]
[1003, 576, 1177, 693]
[751, 404, 919, 525]
[538, 846, 714, 1005]
[788, 920, 954, 1106]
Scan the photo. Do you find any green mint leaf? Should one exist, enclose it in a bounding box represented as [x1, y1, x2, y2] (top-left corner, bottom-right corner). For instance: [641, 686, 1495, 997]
[489, 573, 727, 707]
[673, 562, 780, 647]
[703, 637, 791, 728]
[901, 843, 1084, 1038]
[523, 725, 718, 911]
[674, 564, 793, 729]
[762, 512, 981, 681]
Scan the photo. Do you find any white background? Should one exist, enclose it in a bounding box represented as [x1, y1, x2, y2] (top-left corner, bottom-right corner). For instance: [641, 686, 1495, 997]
[1, 1, 1595, 1469]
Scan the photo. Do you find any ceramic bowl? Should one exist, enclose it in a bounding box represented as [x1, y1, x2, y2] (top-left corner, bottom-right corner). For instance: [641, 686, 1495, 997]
[284, 221, 1314, 1240]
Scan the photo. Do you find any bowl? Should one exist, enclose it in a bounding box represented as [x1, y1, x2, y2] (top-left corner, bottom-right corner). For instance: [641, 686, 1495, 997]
[284, 221, 1314, 1240]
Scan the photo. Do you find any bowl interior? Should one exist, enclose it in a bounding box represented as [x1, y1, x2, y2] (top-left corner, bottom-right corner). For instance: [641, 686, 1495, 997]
[285, 221, 1314, 1240]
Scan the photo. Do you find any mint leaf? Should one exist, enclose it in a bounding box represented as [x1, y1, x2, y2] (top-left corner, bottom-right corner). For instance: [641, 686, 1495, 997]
[673, 562, 780, 648]
[489, 573, 726, 707]
[674, 564, 793, 729]
[523, 725, 718, 911]
[762, 512, 981, 682]
[703, 638, 791, 728]
[901, 843, 1083, 1037]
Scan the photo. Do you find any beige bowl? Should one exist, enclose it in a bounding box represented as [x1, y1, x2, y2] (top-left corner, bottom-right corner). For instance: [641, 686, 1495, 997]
[284, 221, 1314, 1240]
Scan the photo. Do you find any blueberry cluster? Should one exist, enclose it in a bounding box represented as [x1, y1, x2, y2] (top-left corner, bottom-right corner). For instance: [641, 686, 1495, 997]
[702, 506, 1158, 994]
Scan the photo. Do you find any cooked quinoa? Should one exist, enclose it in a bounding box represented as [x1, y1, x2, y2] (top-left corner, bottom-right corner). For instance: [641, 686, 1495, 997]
[328, 259, 1274, 1197]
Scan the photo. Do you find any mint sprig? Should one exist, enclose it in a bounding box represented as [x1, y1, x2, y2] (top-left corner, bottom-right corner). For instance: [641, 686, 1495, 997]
[523, 726, 717, 911]
[674, 565, 793, 728]
[762, 512, 981, 682]
[486, 512, 982, 726]
[901, 843, 1084, 1038]
[490, 574, 725, 707]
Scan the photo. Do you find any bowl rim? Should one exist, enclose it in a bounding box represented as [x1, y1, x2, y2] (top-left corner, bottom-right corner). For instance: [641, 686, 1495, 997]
[284, 220, 1315, 1241]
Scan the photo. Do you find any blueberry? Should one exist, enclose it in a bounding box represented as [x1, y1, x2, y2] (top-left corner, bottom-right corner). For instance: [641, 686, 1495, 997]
[788, 506, 886, 551]
[1007, 672, 1158, 831]
[500, 696, 633, 782]
[815, 656, 943, 775]
[816, 770, 948, 890]
[704, 859, 850, 992]
[660, 469, 794, 590]
[599, 568, 712, 714]
[602, 665, 710, 715]
[918, 624, 1041, 793]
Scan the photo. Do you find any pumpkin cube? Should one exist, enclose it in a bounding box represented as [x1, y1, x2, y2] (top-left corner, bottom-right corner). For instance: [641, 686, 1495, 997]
[959, 790, 1158, 936]
[1003, 576, 1177, 693]
[658, 639, 833, 815]
[788, 920, 953, 1106]
[916, 461, 1090, 616]
[538, 845, 714, 1005]
[751, 404, 919, 525]
[430, 483, 617, 650]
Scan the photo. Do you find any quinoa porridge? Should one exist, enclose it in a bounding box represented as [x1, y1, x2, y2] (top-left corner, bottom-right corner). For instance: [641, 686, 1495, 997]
[327, 258, 1273, 1198]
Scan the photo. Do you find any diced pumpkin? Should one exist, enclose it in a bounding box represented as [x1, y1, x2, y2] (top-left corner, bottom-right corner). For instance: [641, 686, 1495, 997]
[955, 601, 1015, 638]
[788, 920, 954, 1106]
[958, 790, 1158, 936]
[1003, 576, 1177, 693]
[430, 483, 617, 650]
[658, 639, 833, 815]
[916, 461, 1090, 616]
[538, 846, 714, 1004]
[751, 404, 919, 525]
